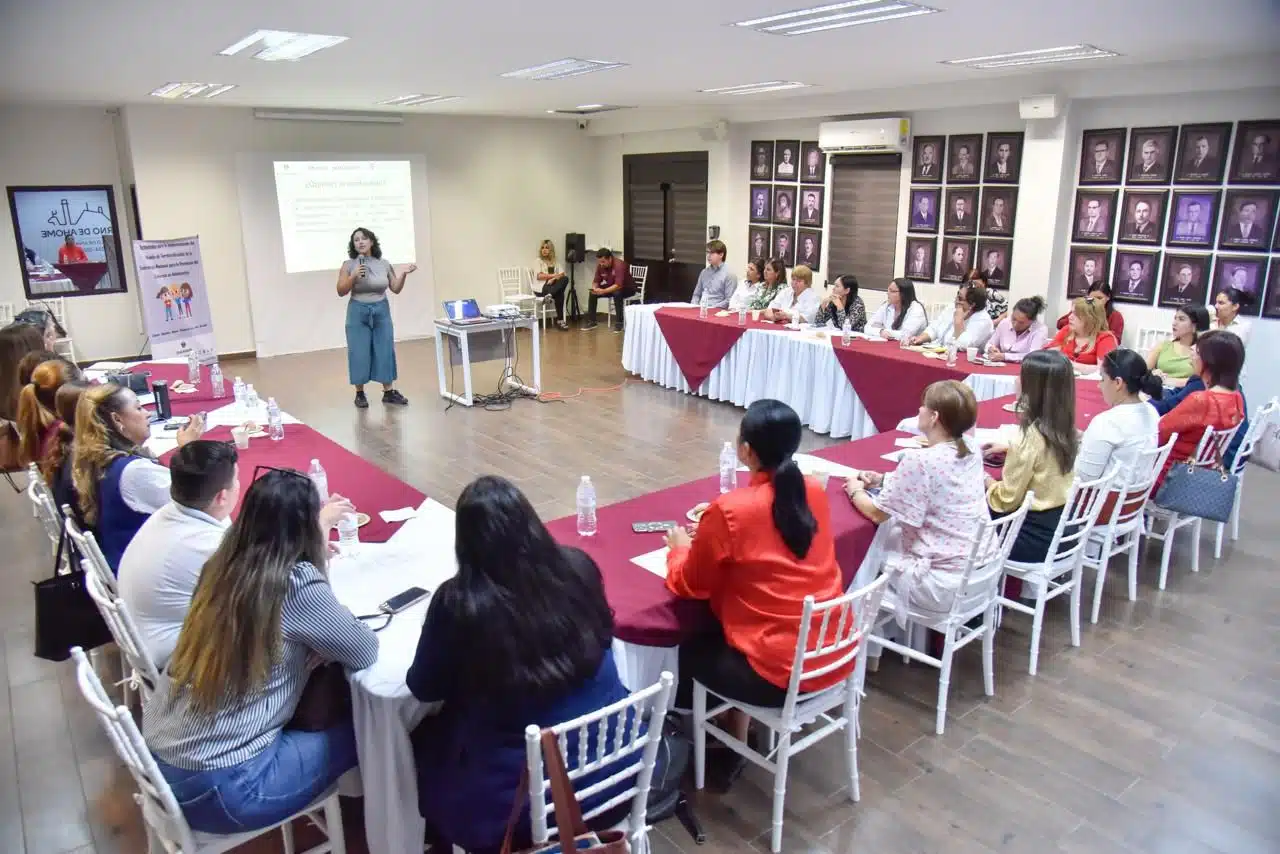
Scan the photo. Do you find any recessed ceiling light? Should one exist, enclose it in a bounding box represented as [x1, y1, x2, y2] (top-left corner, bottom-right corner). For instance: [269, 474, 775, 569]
[941, 44, 1119, 69]
[150, 82, 237, 99]
[734, 1, 938, 35]
[219, 29, 347, 61]
[501, 58, 627, 81]
[548, 105, 631, 115]
[577, 104, 604, 110]
[376, 94, 459, 107]
[699, 81, 811, 95]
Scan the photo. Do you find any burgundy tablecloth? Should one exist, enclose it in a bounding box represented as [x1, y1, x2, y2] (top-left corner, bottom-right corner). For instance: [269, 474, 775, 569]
[53, 261, 109, 294]
[830, 339, 1021, 432]
[131, 362, 230, 416]
[654, 307, 802, 392]
[158, 424, 426, 543]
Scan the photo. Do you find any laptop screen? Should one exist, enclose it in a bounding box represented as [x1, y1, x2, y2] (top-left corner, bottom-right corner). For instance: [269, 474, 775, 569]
[443, 299, 482, 321]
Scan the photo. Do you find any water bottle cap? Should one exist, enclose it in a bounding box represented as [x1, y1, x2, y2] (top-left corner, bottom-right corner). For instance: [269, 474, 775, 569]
[580, 475, 590, 483]
[268, 397, 277, 405]
[723, 441, 733, 450]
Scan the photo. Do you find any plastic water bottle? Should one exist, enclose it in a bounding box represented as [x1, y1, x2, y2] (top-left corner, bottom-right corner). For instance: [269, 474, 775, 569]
[337, 512, 359, 552]
[699, 295, 709, 319]
[719, 441, 737, 494]
[244, 384, 260, 410]
[209, 362, 225, 399]
[946, 342, 958, 366]
[232, 376, 246, 409]
[266, 397, 284, 441]
[738, 306, 747, 326]
[575, 476, 598, 537]
[308, 459, 329, 503]
[841, 315, 852, 346]
[186, 351, 200, 384]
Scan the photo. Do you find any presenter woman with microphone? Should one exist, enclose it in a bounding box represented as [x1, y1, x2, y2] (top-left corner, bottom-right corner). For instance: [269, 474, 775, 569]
[337, 227, 415, 408]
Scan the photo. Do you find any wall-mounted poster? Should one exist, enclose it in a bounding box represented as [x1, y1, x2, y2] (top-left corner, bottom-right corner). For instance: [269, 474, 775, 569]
[772, 228, 796, 266]
[939, 238, 975, 283]
[750, 141, 775, 180]
[799, 142, 826, 184]
[908, 188, 940, 233]
[1165, 190, 1220, 248]
[797, 187, 824, 227]
[7, 184, 129, 299]
[979, 187, 1017, 237]
[1217, 189, 1277, 251]
[947, 134, 983, 183]
[1112, 249, 1162, 305]
[1228, 120, 1280, 185]
[797, 228, 823, 270]
[983, 132, 1024, 184]
[1072, 189, 1118, 243]
[1158, 253, 1212, 309]
[1174, 123, 1232, 184]
[749, 184, 773, 223]
[1212, 255, 1266, 315]
[1079, 128, 1125, 184]
[1125, 126, 1176, 184]
[772, 187, 796, 226]
[904, 236, 936, 282]
[1068, 246, 1112, 298]
[1262, 261, 1280, 320]
[748, 228, 770, 261]
[975, 238, 1013, 289]
[911, 135, 945, 184]
[774, 140, 800, 182]
[1117, 189, 1168, 245]
[944, 187, 979, 235]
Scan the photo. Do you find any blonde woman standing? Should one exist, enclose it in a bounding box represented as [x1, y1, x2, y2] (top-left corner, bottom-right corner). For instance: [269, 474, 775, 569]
[533, 239, 570, 330]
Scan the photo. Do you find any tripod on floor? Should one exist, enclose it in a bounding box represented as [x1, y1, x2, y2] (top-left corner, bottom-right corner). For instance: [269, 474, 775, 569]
[565, 256, 584, 323]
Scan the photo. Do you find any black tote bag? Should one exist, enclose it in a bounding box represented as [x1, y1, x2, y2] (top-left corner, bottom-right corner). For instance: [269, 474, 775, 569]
[33, 534, 113, 662]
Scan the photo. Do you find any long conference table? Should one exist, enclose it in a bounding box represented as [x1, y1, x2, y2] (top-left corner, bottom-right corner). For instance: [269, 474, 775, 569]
[86, 346, 1106, 854]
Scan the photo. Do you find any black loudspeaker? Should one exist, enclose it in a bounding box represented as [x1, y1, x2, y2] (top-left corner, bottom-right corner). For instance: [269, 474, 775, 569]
[565, 233, 586, 264]
[151, 380, 172, 420]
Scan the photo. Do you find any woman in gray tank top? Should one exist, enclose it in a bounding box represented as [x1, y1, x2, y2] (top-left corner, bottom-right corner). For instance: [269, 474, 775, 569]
[336, 227, 416, 408]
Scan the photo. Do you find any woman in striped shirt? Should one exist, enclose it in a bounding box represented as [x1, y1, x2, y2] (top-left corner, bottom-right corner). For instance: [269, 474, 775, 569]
[143, 469, 378, 834]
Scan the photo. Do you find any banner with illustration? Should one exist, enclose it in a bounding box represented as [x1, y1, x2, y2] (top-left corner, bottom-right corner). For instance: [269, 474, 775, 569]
[132, 236, 217, 361]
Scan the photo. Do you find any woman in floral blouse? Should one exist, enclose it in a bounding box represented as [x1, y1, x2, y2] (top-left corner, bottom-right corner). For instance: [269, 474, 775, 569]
[815, 274, 867, 331]
[748, 258, 787, 311]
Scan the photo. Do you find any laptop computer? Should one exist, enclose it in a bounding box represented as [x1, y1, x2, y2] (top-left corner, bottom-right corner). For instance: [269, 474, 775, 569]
[442, 298, 487, 325]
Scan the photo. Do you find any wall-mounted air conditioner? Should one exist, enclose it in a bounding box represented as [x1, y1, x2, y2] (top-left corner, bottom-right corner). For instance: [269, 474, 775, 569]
[818, 118, 909, 155]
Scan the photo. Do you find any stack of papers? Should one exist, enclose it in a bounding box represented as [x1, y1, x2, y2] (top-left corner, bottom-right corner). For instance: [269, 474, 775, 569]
[631, 547, 670, 579]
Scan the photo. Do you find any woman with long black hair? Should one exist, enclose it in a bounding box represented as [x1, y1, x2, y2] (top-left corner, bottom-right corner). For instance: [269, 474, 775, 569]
[406, 475, 643, 851]
[335, 227, 416, 408]
[866, 277, 928, 340]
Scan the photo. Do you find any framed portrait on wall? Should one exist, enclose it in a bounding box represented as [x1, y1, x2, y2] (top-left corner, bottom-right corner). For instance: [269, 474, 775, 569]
[796, 229, 823, 270]
[1174, 123, 1231, 184]
[979, 187, 1017, 236]
[1071, 189, 1118, 243]
[799, 142, 826, 184]
[6, 184, 129, 299]
[750, 141, 775, 180]
[911, 135, 945, 183]
[903, 236, 936, 282]
[947, 134, 983, 183]
[772, 187, 796, 226]
[939, 238, 975, 284]
[1165, 190, 1220, 248]
[943, 187, 979, 235]
[774, 140, 800, 182]
[1111, 249, 1162, 305]
[1117, 189, 1168, 245]
[908, 187, 940, 233]
[797, 187, 824, 227]
[975, 239, 1013, 289]
[1125, 126, 1176, 184]
[749, 184, 773, 224]
[1262, 261, 1280, 320]
[1158, 253, 1212, 309]
[1212, 255, 1265, 315]
[1079, 128, 1125, 184]
[1067, 246, 1112, 298]
[1228, 120, 1280, 185]
[772, 228, 797, 266]
[748, 228, 770, 261]
[983, 132, 1023, 184]
[1217, 189, 1277, 251]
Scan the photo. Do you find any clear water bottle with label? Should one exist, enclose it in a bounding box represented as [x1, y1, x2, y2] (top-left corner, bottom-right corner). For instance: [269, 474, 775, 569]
[244, 384, 260, 410]
[575, 476, 598, 537]
[841, 315, 852, 346]
[946, 342, 958, 366]
[209, 362, 225, 398]
[232, 376, 246, 409]
[719, 441, 737, 494]
[308, 458, 329, 503]
[337, 512, 359, 552]
[266, 397, 284, 441]
[699, 295, 709, 319]
[187, 351, 200, 384]
[738, 306, 747, 326]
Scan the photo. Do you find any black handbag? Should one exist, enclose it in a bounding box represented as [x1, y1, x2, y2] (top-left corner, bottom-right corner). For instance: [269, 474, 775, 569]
[286, 662, 352, 731]
[33, 533, 113, 662]
[1153, 455, 1238, 524]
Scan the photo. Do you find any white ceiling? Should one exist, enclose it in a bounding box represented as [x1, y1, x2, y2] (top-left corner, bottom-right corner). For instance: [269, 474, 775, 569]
[2, 0, 1278, 120]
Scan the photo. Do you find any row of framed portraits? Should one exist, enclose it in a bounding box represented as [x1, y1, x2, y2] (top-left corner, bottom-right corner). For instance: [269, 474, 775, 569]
[750, 184, 825, 227]
[903, 235, 1014, 290]
[909, 132, 1025, 185]
[907, 185, 1015, 237]
[750, 140, 827, 185]
[1078, 120, 1279, 187]
[1071, 188, 1277, 252]
[746, 226, 824, 271]
[1067, 246, 1280, 318]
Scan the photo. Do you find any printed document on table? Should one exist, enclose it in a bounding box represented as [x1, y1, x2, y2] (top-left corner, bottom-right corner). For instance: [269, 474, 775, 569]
[632, 547, 670, 579]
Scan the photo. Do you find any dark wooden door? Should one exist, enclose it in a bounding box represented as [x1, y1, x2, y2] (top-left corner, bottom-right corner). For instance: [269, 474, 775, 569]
[623, 152, 709, 303]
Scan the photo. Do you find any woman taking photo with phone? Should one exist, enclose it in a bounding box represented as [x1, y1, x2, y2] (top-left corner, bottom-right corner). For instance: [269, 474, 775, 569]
[336, 227, 416, 408]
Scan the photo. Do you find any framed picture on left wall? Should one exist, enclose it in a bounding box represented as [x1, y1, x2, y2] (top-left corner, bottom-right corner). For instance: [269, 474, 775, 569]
[6, 184, 129, 299]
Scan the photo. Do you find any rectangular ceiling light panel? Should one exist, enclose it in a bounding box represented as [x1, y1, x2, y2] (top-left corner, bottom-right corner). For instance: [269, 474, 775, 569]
[501, 58, 627, 80]
[699, 81, 811, 95]
[376, 94, 460, 107]
[150, 83, 237, 99]
[734, 1, 939, 35]
[219, 30, 348, 61]
[941, 44, 1119, 69]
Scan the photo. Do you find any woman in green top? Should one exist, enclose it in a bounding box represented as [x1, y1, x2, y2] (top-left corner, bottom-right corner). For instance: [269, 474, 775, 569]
[1146, 304, 1209, 388]
[748, 258, 787, 311]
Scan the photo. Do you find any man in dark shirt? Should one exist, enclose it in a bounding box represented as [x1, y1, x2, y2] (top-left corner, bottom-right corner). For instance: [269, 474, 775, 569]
[584, 248, 635, 332]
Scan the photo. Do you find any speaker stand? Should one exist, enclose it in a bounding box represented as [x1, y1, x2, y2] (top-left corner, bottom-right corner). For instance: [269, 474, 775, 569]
[566, 259, 583, 322]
